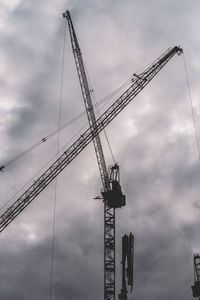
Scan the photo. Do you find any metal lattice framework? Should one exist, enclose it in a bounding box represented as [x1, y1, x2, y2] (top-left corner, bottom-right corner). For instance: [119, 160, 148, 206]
[0, 36, 182, 300]
[0, 45, 182, 233]
[64, 10, 116, 300]
[0, 46, 183, 236]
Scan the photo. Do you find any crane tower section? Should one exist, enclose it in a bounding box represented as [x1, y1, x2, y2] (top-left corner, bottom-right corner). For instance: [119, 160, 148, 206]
[63, 10, 126, 300]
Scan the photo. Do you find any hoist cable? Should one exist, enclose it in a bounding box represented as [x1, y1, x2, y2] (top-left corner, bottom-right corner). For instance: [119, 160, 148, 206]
[49, 18, 67, 300]
[182, 54, 200, 161]
[0, 77, 132, 172]
[0, 78, 132, 211]
[84, 65, 129, 165]
[92, 79, 116, 164]
[0, 120, 88, 213]
[104, 130, 116, 165]
[86, 65, 115, 165]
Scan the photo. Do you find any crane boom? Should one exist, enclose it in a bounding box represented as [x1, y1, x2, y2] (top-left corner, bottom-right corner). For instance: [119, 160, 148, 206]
[0, 45, 182, 234]
[63, 10, 109, 190]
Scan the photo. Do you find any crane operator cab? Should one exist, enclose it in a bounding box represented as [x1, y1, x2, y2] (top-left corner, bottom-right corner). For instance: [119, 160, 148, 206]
[102, 180, 126, 209]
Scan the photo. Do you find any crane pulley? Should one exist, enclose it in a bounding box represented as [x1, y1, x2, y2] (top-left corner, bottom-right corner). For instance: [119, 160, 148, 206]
[0, 44, 182, 234]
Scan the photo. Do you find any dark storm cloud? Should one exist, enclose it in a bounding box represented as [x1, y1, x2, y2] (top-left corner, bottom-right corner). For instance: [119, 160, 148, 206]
[1, 1, 200, 300]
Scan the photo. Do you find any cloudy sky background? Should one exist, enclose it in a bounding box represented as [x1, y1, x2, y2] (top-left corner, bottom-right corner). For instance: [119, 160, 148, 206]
[0, 0, 200, 299]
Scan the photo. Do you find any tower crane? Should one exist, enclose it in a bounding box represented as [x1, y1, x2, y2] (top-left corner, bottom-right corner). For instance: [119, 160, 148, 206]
[0, 19, 182, 296]
[0, 44, 182, 234]
[63, 10, 125, 300]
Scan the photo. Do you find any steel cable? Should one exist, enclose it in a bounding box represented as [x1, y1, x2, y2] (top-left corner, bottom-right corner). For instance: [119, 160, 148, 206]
[183, 54, 200, 160]
[49, 17, 67, 300]
[0, 78, 132, 172]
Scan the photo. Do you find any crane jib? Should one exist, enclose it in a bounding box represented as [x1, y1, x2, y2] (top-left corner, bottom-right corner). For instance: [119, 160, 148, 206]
[0, 45, 183, 233]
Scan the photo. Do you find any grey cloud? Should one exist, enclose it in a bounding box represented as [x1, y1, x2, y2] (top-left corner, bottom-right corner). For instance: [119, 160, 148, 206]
[0, 0, 200, 300]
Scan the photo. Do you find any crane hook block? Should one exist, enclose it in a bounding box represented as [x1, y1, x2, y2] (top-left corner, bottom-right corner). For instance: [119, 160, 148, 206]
[102, 180, 126, 208]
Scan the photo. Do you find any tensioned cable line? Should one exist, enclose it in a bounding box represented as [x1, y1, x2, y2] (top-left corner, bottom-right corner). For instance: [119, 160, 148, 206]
[0, 78, 132, 214]
[0, 76, 131, 211]
[49, 18, 67, 300]
[0, 83, 131, 210]
[0, 77, 132, 172]
[84, 64, 132, 166]
[0, 73, 133, 213]
[86, 68, 116, 165]
[0, 121, 88, 213]
[0, 52, 161, 173]
[182, 53, 200, 161]
[0, 66, 133, 213]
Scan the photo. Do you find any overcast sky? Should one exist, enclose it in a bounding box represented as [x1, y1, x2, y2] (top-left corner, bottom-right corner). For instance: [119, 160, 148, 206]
[0, 1, 200, 300]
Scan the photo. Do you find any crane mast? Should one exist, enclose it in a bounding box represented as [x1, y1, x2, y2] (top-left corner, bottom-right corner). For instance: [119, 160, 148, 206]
[0, 40, 182, 265]
[63, 10, 125, 300]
